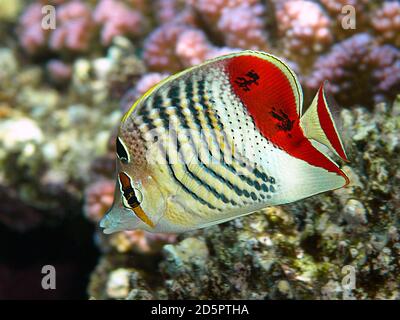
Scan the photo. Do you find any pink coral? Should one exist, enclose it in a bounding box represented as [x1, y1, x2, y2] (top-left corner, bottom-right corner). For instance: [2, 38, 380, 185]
[176, 29, 212, 67]
[156, 0, 185, 24]
[189, 0, 268, 50]
[18, 3, 49, 54]
[217, 3, 269, 50]
[84, 179, 115, 223]
[142, 2, 200, 72]
[306, 33, 400, 107]
[143, 22, 188, 72]
[46, 59, 72, 83]
[49, 0, 94, 51]
[93, 0, 144, 45]
[143, 21, 240, 73]
[113, 230, 177, 254]
[372, 1, 400, 47]
[368, 44, 400, 103]
[276, 1, 333, 59]
[188, 0, 253, 26]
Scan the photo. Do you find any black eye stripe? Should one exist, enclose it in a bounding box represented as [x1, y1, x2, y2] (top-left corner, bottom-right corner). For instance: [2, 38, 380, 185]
[116, 137, 129, 163]
[122, 186, 140, 208]
[118, 172, 142, 210]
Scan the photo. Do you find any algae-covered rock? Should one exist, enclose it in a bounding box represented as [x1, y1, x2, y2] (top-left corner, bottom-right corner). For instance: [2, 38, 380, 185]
[89, 98, 400, 300]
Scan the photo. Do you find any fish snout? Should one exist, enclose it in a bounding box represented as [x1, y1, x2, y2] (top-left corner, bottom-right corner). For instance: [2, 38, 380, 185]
[99, 212, 116, 234]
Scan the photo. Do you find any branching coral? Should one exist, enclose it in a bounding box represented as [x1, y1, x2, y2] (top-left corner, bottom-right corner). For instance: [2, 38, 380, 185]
[175, 28, 213, 67]
[143, 22, 189, 72]
[371, 1, 400, 47]
[93, 0, 145, 46]
[5, 0, 400, 300]
[367, 44, 400, 104]
[217, 3, 269, 50]
[110, 230, 177, 254]
[120, 72, 169, 112]
[49, 0, 94, 52]
[155, 0, 186, 24]
[276, 0, 333, 60]
[18, 3, 49, 54]
[320, 0, 370, 38]
[306, 33, 400, 107]
[88, 99, 400, 299]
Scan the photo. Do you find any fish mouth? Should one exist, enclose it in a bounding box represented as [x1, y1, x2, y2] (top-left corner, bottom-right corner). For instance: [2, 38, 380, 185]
[99, 213, 121, 234]
[99, 206, 144, 234]
[99, 214, 111, 234]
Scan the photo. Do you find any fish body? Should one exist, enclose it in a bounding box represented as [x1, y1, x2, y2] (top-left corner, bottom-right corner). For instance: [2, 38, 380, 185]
[100, 50, 349, 234]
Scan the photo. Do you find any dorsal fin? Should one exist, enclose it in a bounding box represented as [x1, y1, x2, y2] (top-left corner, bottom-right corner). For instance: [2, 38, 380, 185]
[300, 82, 348, 161]
[122, 50, 303, 122]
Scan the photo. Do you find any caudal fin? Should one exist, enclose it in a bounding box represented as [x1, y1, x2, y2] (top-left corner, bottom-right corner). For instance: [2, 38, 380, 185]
[300, 82, 348, 162]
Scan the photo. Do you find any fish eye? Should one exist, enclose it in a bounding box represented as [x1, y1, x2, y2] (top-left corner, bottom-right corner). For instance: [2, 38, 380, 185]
[116, 137, 130, 163]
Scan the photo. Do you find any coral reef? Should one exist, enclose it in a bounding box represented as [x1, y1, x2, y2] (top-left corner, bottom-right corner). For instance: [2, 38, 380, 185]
[0, 39, 127, 230]
[320, 0, 370, 38]
[49, 0, 94, 52]
[17, 2, 49, 54]
[276, 0, 333, 61]
[306, 33, 400, 106]
[17, 0, 148, 55]
[371, 1, 400, 47]
[1, 0, 400, 299]
[89, 98, 400, 299]
[13, 0, 400, 108]
[217, 3, 269, 50]
[93, 0, 145, 46]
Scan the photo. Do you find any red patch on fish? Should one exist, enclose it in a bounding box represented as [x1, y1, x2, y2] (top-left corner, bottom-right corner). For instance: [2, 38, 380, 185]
[226, 55, 348, 182]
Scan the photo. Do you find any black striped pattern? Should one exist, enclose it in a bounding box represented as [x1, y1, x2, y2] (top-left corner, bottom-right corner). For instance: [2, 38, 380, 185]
[132, 71, 275, 211]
